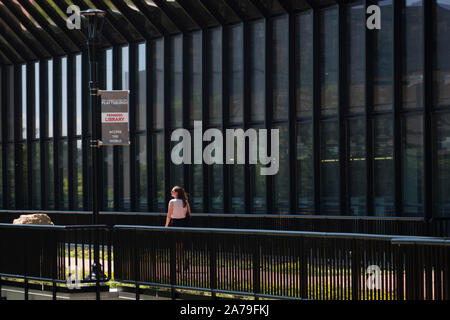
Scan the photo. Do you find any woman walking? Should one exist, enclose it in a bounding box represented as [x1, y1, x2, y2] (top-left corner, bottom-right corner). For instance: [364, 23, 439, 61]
[165, 186, 191, 272]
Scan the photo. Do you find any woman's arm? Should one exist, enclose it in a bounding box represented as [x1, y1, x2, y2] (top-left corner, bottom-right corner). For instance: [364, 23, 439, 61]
[186, 202, 191, 217]
[165, 201, 174, 227]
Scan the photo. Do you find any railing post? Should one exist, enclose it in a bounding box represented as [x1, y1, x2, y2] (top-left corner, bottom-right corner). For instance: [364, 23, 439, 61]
[395, 244, 405, 300]
[299, 238, 308, 299]
[134, 229, 140, 301]
[24, 231, 28, 301]
[52, 229, 58, 300]
[351, 239, 360, 301]
[253, 236, 260, 300]
[170, 231, 176, 300]
[209, 233, 217, 300]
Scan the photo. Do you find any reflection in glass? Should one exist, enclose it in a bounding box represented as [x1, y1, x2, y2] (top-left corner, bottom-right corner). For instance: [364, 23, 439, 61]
[229, 128, 244, 212]
[137, 43, 146, 131]
[296, 11, 314, 119]
[188, 31, 202, 125]
[35, 62, 40, 138]
[20, 143, 28, 209]
[22, 64, 26, 140]
[434, 0, 450, 108]
[121, 46, 129, 90]
[374, 117, 394, 216]
[228, 24, 244, 124]
[106, 49, 113, 90]
[62, 57, 68, 137]
[136, 136, 148, 211]
[348, 118, 366, 216]
[402, 116, 424, 216]
[347, 2, 366, 114]
[190, 130, 203, 211]
[170, 35, 183, 128]
[434, 114, 450, 217]
[374, 0, 394, 112]
[45, 142, 54, 209]
[7, 144, 14, 208]
[273, 16, 289, 121]
[48, 60, 53, 138]
[210, 164, 223, 210]
[73, 140, 83, 210]
[250, 20, 265, 122]
[208, 27, 222, 126]
[320, 121, 340, 212]
[402, 0, 424, 110]
[153, 39, 164, 130]
[153, 133, 165, 210]
[251, 127, 266, 212]
[274, 126, 289, 213]
[59, 141, 69, 210]
[76, 55, 82, 135]
[118, 147, 131, 210]
[297, 122, 314, 211]
[170, 138, 184, 189]
[320, 7, 339, 116]
[103, 146, 114, 210]
[32, 142, 41, 209]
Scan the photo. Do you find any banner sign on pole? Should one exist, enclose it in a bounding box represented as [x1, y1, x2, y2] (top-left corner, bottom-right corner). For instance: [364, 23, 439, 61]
[100, 90, 130, 146]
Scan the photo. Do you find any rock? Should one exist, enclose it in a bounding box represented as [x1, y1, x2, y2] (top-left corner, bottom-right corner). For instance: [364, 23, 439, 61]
[13, 214, 54, 226]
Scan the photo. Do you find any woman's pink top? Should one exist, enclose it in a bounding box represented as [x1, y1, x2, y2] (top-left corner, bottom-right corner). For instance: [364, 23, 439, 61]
[169, 199, 187, 219]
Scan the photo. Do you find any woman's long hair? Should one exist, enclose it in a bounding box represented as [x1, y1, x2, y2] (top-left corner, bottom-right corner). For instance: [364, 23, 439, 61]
[173, 186, 188, 208]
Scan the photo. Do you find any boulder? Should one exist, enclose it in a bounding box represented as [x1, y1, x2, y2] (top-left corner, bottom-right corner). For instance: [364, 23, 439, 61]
[13, 214, 54, 226]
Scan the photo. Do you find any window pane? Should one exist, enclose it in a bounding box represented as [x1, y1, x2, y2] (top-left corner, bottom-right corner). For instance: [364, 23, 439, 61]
[274, 125, 289, 213]
[402, 0, 424, 110]
[348, 118, 366, 216]
[7, 66, 14, 141]
[321, 7, 339, 117]
[374, 0, 394, 112]
[137, 43, 146, 131]
[210, 164, 223, 210]
[251, 126, 266, 212]
[434, 113, 450, 217]
[347, 2, 366, 114]
[434, 0, 450, 108]
[45, 142, 55, 209]
[273, 15, 289, 121]
[118, 147, 131, 210]
[32, 142, 41, 209]
[250, 20, 265, 122]
[59, 141, 69, 210]
[402, 115, 424, 216]
[188, 31, 202, 125]
[0, 145, 2, 206]
[229, 127, 245, 212]
[76, 55, 82, 135]
[374, 117, 394, 216]
[190, 129, 203, 211]
[208, 27, 222, 126]
[170, 35, 183, 128]
[320, 120, 340, 213]
[297, 122, 314, 211]
[153, 39, 164, 130]
[296, 10, 314, 119]
[22, 64, 26, 140]
[136, 135, 148, 211]
[62, 57, 68, 137]
[121, 46, 129, 90]
[170, 138, 184, 189]
[229, 23, 244, 124]
[103, 146, 114, 210]
[106, 49, 113, 90]
[7, 144, 14, 208]
[35, 62, 40, 138]
[19, 143, 28, 209]
[48, 60, 53, 138]
[73, 140, 83, 210]
[153, 133, 165, 210]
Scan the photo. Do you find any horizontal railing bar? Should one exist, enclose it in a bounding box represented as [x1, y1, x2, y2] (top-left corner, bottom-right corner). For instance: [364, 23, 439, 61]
[0, 224, 108, 230]
[112, 225, 439, 241]
[0, 274, 66, 284]
[391, 238, 450, 246]
[0, 209, 426, 222]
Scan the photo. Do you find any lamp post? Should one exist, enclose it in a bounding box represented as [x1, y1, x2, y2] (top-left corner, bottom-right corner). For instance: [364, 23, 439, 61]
[80, 9, 106, 300]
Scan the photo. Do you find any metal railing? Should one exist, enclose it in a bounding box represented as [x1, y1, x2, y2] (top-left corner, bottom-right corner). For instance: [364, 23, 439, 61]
[0, 210, 444, 236]
[113, 225, 450, 301]
[0, 224, 111, 300]
[1, 223, 449, 300]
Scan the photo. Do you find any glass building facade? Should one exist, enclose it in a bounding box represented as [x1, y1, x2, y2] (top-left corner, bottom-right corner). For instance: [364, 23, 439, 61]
[0, 0, 449, 219]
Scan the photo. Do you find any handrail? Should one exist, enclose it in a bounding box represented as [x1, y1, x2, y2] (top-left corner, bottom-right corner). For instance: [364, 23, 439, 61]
[0, 209, 426, 222]
[112, 225, 441, 242]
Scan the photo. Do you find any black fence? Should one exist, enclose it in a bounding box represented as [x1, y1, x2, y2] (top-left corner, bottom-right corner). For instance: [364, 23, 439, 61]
[113, 225, 450, 301]
[1, 223, 449, 300]
[1, 210, 448, 237]
[0, 224, 112, 300]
